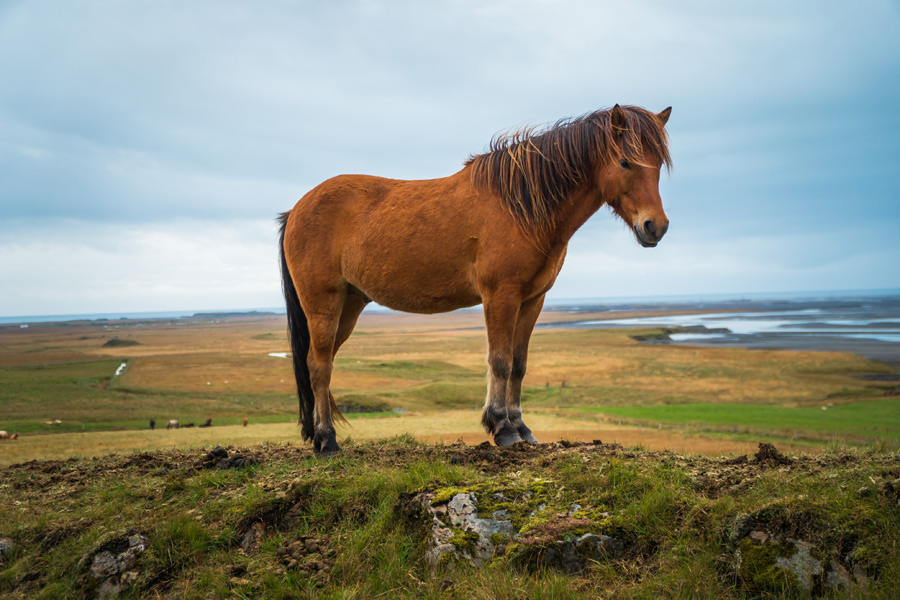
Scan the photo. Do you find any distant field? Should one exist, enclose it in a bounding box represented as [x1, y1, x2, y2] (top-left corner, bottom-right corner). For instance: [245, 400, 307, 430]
[565, 398, 900, 443]
[1, 309, 897, 463]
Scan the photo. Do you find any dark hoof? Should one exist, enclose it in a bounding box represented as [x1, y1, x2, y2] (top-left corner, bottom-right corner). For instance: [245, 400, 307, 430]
[493, 422, 524, 447]
[313, 430, 341, 457]
[521, 433, 539, 444]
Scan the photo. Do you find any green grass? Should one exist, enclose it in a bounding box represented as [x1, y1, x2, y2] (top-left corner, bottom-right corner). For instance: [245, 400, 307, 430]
[2, 437, 898, 599]
[334, 358, 478, 379]
[567, 398, 900, 440]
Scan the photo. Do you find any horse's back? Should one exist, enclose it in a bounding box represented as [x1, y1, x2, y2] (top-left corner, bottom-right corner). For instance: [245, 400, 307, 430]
[284, 171, 491, 312]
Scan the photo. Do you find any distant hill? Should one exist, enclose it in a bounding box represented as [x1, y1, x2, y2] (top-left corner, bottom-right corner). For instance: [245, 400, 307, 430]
[191, 311, 277, 319]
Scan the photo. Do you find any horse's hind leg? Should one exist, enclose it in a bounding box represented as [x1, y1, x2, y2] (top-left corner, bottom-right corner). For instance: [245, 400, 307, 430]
[333, 292, 369, 358]
[507, 294, 545, 443]
[481, 291, 524, 447]
[303, 287, 346, 457]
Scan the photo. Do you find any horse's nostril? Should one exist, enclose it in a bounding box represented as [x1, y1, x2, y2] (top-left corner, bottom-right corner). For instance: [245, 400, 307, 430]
[644, 220, 656, 236]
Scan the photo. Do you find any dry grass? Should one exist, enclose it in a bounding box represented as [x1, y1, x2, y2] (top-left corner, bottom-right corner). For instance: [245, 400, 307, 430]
[0, 410, 817, 466]
[0, 309, 892, 464]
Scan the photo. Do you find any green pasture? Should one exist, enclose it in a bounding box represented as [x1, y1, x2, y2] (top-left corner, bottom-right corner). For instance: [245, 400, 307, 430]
[568, 399, 900, 441]
[1, 325, 896, 447]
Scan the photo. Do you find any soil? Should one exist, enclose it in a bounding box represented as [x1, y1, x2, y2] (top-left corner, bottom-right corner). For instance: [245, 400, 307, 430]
[421, 428, 816, 456]
[3, 439, 886, 502]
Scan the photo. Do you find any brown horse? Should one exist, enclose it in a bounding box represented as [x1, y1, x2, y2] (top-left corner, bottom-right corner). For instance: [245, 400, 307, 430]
[279, 104, 672, 456]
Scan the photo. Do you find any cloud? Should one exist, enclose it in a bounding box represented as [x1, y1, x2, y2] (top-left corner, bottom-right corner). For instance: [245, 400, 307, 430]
[0, 1, 898, 314]
[0, 219, 283, 316]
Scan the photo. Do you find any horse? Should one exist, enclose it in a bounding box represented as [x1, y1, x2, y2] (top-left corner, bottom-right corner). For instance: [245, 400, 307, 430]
[166, 419, 179, 430]
[279, 104, 672, 456]
[199, 418, 213, 428]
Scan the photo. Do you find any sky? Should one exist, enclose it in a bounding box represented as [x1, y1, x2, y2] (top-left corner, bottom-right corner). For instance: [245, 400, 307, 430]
[1, 0, 898, 317]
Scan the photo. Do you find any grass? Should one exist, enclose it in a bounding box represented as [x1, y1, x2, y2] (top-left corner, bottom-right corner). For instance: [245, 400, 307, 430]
[0, 311, 896, 455]
[1, 437, 898, 599]
[565, 398, 900, 441]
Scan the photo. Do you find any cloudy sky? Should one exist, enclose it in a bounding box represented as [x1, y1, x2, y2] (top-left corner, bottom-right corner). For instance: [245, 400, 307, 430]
[1, 1, 898, 317]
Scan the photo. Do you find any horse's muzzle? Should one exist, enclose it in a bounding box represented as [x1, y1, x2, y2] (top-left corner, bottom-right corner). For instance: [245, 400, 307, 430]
[634, 219, 668, 248]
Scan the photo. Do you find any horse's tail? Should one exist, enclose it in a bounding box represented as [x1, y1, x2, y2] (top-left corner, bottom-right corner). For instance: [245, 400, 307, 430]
[279, 211, 316, 441]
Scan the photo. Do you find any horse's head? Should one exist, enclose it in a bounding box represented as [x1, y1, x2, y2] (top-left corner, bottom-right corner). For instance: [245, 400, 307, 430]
[600, 105, 671, 248]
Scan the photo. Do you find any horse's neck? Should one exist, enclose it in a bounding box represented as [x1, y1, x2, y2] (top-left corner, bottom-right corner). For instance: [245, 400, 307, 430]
[546, 180, 606, 247]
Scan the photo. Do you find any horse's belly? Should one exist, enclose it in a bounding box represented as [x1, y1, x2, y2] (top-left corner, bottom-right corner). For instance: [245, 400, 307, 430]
[344, 257, 480, 314]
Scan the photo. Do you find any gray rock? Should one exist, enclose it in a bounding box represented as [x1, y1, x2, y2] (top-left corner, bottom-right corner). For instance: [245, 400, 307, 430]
[735, 532, 867, 593]
[419, 491, 623, 573]
[825, 559, 853, 590]
[241, 522, 266, 550]
[542, 533, 625, 573]
[85, 532, 147, 598]
[0, 537, 14, 565]
[774, 539, 822, 590]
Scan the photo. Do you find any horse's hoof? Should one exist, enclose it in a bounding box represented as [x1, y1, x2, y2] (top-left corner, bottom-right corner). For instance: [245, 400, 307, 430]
[313, 430, 341, 457]
[494, 423, 524, 447]
[521, 434, 539, 444]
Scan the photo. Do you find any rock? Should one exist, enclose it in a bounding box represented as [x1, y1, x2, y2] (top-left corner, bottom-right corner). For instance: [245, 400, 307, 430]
[240, 522, 266, 550]
[0, 537, 14, 565]
[774, 539, 822, 590]
[80, 531, 148, 598]
[735, 530, 867, 594]
[413, 489, 624, 573]
[824, 559, 853, 590]
[541, 533, 625, 573]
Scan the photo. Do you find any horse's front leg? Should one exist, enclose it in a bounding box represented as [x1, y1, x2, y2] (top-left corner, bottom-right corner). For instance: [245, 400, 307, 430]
[507, 293, 545, 443]
[481, 292, 524, 447]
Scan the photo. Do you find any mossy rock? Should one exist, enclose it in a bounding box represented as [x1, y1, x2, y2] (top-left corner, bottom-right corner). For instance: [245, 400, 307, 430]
[737, 538, 801, 595]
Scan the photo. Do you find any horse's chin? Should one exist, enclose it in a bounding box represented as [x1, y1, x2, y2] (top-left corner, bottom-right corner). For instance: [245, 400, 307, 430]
[636, 236, 658, 248]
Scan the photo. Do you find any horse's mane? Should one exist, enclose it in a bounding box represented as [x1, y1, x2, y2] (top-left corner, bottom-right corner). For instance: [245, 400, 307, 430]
[465, 105, 671, 241]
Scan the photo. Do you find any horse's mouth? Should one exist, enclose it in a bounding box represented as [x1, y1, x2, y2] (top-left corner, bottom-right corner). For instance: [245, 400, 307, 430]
[633, 226, 660, 248]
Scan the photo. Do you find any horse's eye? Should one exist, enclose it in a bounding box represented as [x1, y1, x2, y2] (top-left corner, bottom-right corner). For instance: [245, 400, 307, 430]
[619, 159, 631, 169]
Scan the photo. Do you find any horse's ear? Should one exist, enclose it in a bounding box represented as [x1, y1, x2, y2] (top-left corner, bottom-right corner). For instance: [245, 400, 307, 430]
[610, 104, 627, 133]
[657, 106, 672, 126]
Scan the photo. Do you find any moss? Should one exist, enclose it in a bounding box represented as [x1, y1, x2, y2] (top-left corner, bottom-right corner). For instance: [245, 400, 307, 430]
[449, 529, 479, 554]
[490, 533, 507, 546]
[431, 488, 469, 505]
[738, 539, 799, 594]
[436, 552, 454, 571]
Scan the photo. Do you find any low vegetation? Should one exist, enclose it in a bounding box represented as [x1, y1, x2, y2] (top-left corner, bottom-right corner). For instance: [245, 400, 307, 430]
[1, 437, 898, 599]
[0, 313, 896, 449]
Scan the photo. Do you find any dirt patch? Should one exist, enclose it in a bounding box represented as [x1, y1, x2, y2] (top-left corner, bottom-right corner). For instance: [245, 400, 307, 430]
[754, 442, 794, 466]
[421, 428, 816, 457]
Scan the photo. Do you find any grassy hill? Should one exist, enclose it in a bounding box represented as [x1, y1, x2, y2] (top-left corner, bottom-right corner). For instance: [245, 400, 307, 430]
[1, 437, 898, 599]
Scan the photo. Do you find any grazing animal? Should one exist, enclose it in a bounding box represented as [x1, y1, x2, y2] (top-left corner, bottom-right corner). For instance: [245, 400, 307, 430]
[149, 419, 156, 430]
[199, 418, 212, 428]
[166, 419, 179, 430]
[279, 104, 672, 456]
[0, 430, 8, 440]
[182, 423, 195, 428]
[11, 432, 17, 440]
[242, 417, 248, 427]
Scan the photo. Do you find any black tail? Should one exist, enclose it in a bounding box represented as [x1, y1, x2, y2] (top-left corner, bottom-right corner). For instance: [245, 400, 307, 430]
[278, 212, 315, 441]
